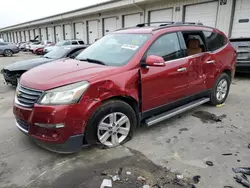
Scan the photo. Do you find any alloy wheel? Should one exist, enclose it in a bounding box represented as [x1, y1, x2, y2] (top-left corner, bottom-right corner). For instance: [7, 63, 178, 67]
[216, 79, 228, 101]
[97, 112, 131, 147]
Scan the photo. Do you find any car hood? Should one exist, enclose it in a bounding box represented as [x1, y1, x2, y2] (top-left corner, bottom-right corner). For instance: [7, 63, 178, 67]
[20, 59, 117, 90]
[4, 57, 54, 71]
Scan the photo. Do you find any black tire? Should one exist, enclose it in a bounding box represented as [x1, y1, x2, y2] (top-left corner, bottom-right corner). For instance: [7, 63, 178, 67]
[210, 73, 231, 105]
[3, 49, 13, 57]
[85, 100, 137, 147]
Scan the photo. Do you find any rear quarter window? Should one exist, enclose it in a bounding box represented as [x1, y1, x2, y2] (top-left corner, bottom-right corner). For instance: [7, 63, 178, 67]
[203, 31, 227, 51]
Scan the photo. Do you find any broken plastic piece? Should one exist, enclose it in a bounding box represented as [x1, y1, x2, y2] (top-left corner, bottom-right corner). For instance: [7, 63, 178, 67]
[193, 175, 201, 184]
[222, 153, 233, 156]
[112, 175, 120, 182]
[126, 171, 131, 175]
[177, 175, 184, 180]
[232, 167, 250, 175]
[206, 161, 214, 166]
[216, 103, 225, 108]
[234, 175, 250, 187]
[137, 176, 146, 181]
[143, 185, 150, 188]
[100, 179, 112, 188]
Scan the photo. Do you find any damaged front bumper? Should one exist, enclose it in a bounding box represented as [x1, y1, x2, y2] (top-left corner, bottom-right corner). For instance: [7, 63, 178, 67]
[1, 69, 20, 86]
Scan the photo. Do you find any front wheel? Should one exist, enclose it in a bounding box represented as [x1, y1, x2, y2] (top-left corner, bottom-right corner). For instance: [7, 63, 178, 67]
[3, 49, 13, 57]
[85, 100, 137, 148]
[210, 73, 230, 105]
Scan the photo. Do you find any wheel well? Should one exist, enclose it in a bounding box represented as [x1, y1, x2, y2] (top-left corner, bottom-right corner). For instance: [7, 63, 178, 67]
[223, 69, 232, 82]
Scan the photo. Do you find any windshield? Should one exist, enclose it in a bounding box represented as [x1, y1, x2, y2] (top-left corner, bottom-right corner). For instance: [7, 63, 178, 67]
[76, 33, 151, 66]
[44, 47, 70, 59]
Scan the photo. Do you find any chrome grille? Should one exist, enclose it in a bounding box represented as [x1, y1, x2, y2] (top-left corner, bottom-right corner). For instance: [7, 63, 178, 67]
[16, 118, 29, 132]
[16, 85, 43, 108]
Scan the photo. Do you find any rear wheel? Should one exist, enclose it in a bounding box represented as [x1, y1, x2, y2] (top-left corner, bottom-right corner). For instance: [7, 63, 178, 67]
[85, 100, 137, 148]
[210, 73, 230, 105]
[3, 49, 13, 57]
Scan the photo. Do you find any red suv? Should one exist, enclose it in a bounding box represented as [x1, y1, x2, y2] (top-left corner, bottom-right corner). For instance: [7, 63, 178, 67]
[13, 22, 236, 153]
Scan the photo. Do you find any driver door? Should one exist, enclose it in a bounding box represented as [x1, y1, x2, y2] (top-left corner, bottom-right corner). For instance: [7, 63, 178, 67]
[141, 32, 190, 112]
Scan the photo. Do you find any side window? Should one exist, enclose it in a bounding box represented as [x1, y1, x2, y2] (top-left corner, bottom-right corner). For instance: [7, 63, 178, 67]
[182, 32, 206, 56]
[78, 40, 85, 44]
[67, 48, 84, 58]
[63, 41, 71, 45]
[0, 42, 7, 45]
[203, 31, 227, 51]
[71, 41, 78, 45]
[147, 33, 183, 62]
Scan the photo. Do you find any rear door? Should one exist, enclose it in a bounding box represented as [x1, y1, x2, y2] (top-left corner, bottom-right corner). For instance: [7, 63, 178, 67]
[141, 32, 189, 111]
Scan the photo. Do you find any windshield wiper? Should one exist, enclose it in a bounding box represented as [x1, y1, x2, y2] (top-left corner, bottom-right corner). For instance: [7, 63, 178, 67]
[78, 58, 106, 66]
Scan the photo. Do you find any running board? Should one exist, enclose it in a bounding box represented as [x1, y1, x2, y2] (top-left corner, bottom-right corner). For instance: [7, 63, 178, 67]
[145, 98, 210, 127]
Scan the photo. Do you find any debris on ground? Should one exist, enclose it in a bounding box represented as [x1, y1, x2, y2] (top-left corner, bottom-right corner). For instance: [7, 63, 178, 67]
[193, 175, 201, 184]
[206, 161, 214, 166]
[137, 176, 146, 181]
[233, 167, 250, 175]
[126, 171, 131, 175]
[112, 175, 120, 182]
[143, 185, 150, 188]
[101, 172, 108, 176]
[216, 103, 225, 108]
[248, 144, 250, 149]
[223, 186, 233, 188]
[100, 179, 112, 188]
[117, 167, 123, 176]
[176, 174, 184, 180]
[234, 174, 250, 187]
[222, 153, 233, 156]
[192, 111, 227, 123]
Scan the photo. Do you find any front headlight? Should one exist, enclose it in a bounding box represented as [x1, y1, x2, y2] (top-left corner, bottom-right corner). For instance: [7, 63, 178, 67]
[38, 81, 89, 105]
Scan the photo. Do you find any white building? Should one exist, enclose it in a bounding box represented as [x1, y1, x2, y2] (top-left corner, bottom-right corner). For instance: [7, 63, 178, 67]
[0, 0, 249, 44]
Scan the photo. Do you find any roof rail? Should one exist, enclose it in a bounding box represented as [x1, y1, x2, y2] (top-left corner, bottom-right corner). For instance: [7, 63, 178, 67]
[136, 21, 203, 27]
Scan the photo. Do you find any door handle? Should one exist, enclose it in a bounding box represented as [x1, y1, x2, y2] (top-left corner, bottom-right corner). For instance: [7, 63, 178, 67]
[177, 67, 187, 72]
[206, 60, 215, 64]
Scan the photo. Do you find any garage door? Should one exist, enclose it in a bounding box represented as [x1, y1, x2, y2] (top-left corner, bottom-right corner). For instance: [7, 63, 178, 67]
[55, 26, 63, 42]
[17, 32, 21, 42]
[64, 24, 72, 40]
[25, 30, 29, 41]
[34, 29, 40, 40]
[231, 0, 250, 38]
[123, 13, 142, 28]
[149, 8, 173, 25]
[103, 17, 117, 35]
[14, 32, 17, 43]
[12, 33, 15, 42]
[74, 22, 85, 41]
[185, 2, 218, 27]
[88, 20, 99, 44]
[8, 33, 12, 42]
[47, 27, 54, 42]
[30, 30, 35, 40]
[41, 28, 47, 41]
[21, 31, 25, 42]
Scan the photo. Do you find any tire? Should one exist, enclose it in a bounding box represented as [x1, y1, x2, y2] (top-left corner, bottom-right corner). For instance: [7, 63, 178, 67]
[85, 100, 137, 148]
[3, 49, 13, 57]
[210, 73, 231, 105]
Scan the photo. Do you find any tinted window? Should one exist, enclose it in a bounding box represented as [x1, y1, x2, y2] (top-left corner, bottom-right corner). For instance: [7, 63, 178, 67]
[147, 33, 182, 61]
[63, 41, 71, 45]
[44, 47, 71, 59]
[69, 49, 85, 58]
[72, 41, 78, 45]
[78, 41, 85, 44]
[203, 31, 227, 51]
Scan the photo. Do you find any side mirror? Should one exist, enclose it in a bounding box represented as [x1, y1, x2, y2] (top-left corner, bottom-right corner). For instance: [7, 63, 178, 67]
[145, 55, 165, 67]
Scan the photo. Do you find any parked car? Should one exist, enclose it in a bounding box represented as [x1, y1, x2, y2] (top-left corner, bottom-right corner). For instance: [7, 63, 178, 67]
[0, 42, 20, 57]
[44, 39, 85, 54]
[230, 38, 250, 73]
[0, 38, 4, 42]
[13, 22, 236, 153]
[34, 47, 45, 55]
[2, 45, 88, 86]
[29, 40, 54, 52]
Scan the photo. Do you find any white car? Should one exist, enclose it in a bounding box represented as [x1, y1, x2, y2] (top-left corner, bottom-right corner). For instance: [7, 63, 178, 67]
[0, 38, 5, 42]
[44, 39, 85, 53]
[29, 40, 54, 52]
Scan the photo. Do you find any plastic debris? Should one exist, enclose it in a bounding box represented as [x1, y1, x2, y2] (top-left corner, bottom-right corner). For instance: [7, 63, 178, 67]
[233, 167, 250, 175]
[126, 171, 131, 175]
[117, 167, 123, 176]
[234, 174, 250, 187]
[193, 175, 201, 184]
[100, 179, 112, 188]
[206, 161, 214, 166]
[222, 153, 233, 156]
[143, 185, 150, 188]
[112, 175, 120, 182]
[216, 103, 225, 108]
[176, 174, 184, 180]
[137, 176, 146, 181]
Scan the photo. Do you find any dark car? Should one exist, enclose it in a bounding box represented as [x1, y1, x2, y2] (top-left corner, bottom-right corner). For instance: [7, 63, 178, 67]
[0, 42, 20, 57]
[2, 45, 88, 86]
[230, 38, 250, 73]
[13, 22, 236, 153]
